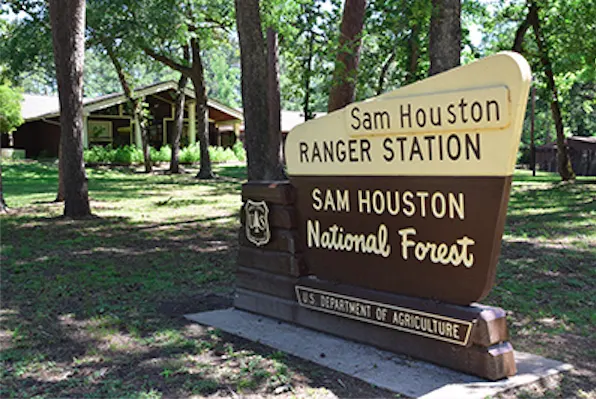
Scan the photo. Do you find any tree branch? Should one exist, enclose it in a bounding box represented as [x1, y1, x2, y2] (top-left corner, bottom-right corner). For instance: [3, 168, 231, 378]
[376, 51, 396, 95]
[143, 47, 192, 76]
[512, 6, 531, 53]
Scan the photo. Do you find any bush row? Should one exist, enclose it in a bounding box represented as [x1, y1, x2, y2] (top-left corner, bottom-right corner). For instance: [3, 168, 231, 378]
[84, 141, 246, 165]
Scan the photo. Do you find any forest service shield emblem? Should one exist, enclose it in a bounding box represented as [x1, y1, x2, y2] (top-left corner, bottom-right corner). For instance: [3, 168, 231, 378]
[245, 200, 271, 247]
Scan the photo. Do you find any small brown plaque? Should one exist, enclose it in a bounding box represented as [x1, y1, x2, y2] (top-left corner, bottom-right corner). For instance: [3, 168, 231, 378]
[295, 285, 473, 346]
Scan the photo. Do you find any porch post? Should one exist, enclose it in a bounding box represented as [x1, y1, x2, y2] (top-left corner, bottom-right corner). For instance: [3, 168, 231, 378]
[233, 121, 241, 137]
[188, 101, 196, 145]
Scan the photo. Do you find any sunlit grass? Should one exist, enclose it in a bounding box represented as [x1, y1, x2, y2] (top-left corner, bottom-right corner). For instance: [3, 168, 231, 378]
[1, 161, 594, 397]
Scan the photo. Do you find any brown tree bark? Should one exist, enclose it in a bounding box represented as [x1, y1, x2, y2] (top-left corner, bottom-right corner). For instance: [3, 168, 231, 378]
[104, 42, 152, 173]
[302, 6, 317, 121]
[189, 38, 213, 179]
[512, 13, 531, 53]
[49, 0, 91, 218]
[327, 0, 367, 112]
[428, 0, 461, 76]
[170, 45, 190, 174]
[267, 28, 284, 174]
[144, 39, 213, 179]
[0, 165, 7, 213]
[303, 29, 315, 121]
[170, 73, 188, 174]
[139, 116, 151, 173]
[527, 2, 574, 180]
[235, 0, 285, 181]
[376, 51, 396, 95]
[405, 21, 421, 84]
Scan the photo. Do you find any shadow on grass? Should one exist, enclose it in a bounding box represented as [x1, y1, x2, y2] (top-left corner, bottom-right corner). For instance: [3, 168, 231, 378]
[2, 162, 593, 397]
[0, 207, 239, 397]
[1, 201, 383, 396]
[505, 180, 596, 239]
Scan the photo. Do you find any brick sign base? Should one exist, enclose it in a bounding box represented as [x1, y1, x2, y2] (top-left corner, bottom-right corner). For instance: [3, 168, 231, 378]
[237, 181, 516, 381]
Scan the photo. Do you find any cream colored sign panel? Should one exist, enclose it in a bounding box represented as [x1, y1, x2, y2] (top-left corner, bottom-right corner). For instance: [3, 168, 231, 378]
[285, 52, 531, 177]
[346, 86, 511, 136]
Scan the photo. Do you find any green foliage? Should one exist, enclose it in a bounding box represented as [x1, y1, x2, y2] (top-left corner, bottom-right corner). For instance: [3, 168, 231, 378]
[150, 145, 172, 163]
[179, 144, 203, 164]
[479, 0, 596, 141]
[84, 144, 244, 165]
[232, 141, 246, 162]
[83, 145, 114, 163]
[114, 145, 144, 164]
[209, 146, 237, 163]
[204, 43, 241, 107]
[357, 0, 432, 99]
[0, 2, 56, 92]
[0, 81, 23, 133]
[274, 0, 341, 114]
[84, 145, 144, 164]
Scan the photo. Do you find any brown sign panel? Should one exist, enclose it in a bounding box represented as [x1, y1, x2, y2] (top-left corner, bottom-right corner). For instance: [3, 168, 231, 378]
[285, 52, 532, 305]
[296, 285, 473, 346]
[291, 175, 511, 304]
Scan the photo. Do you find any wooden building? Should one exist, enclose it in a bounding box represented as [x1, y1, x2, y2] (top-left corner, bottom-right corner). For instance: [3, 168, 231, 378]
[10, 81, 243, 158]
[535, 136, 596, 176]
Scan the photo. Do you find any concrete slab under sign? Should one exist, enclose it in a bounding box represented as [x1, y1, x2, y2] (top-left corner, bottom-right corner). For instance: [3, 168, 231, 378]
[185, 309, 573, 399]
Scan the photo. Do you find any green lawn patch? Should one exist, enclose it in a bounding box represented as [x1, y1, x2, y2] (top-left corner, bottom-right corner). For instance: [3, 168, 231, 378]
[1, 162, 594, 398]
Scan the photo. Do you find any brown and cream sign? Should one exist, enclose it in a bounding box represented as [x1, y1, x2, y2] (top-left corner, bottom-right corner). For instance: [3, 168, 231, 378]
[285, 52, 532, 305]
[296, 286, 473, 346]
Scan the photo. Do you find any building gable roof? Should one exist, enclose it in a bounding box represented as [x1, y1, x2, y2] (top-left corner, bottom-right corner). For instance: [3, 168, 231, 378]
[22, 81, 243, 122]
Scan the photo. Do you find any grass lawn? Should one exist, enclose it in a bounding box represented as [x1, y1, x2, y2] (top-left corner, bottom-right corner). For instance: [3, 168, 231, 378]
[1, 160, 595, 398]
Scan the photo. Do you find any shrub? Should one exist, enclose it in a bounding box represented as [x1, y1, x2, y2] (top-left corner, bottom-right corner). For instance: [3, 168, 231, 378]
[179, 143, 201, 163]
[151, 145, 172, 163]
[84, 145, 115, 163]
[209, 146, 237, 163]
[84, 143, 245, 165]
[112, 145, 143, 164]
[232, 141, 246, 162]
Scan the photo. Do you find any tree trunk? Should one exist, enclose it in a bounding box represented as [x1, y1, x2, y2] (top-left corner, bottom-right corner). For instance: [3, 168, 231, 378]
[170, 47, 191, 174]
[405, 21, 420, 84]
[235, 0, 285, 181]
[189, 39, 213, 179]
[376, 51, 396, 95]
[139, 112, 151, 173]
[303, 29, 315, 121]
[143, 41, 213, 179]
[428, 0, 461, 76]
[267, 28, 284, 175]
[0, 165, 7, 213]
[170, 74, 188, 174]
[527, 1, 575, 181]
[49, 0, 91, 218]
[512, 13, 531, 53]
[104, 42, 152, 172]
[327, 0, 367, 112]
